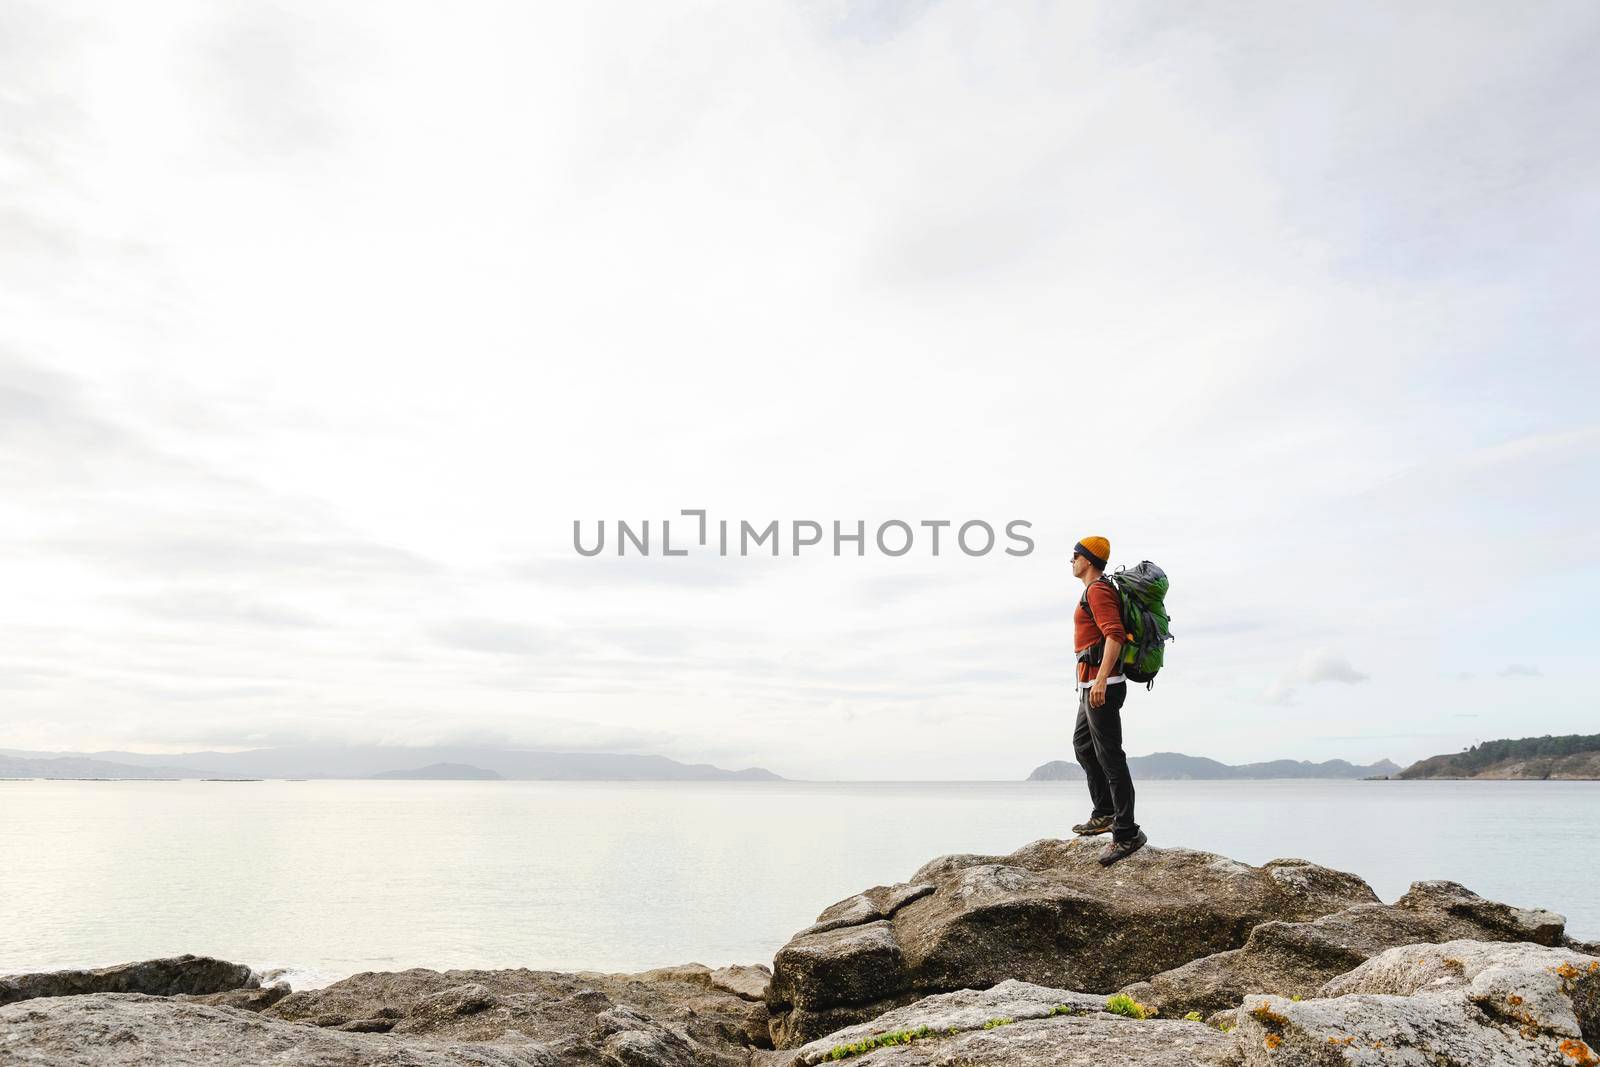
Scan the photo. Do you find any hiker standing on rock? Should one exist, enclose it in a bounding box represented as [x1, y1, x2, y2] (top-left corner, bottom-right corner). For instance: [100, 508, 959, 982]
[1069, 535, 1148, 865]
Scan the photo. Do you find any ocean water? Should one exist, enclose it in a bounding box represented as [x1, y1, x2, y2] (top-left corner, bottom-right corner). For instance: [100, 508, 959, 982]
[1, 778, 1596, 987]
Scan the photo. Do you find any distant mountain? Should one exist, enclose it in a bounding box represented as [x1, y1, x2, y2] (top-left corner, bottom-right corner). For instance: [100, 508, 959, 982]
[0, 745, 782, 782]
[1400, 733, 1600, 780]
[370, 762, 503, 780]
[1233, 757, 1401, 779]
[1027, 752, 1401, 781]
[0, 753, 197, 780]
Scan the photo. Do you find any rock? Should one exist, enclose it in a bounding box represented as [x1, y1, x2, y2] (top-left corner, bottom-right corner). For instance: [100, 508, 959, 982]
[633, 961, 772, 1001]
[792, 883, 936, 939]
[740, 999, 773, 1048]
[408, 982, 498, 1022]
[787, 979, 1106, 1064]
[0, 955, 257, 1007]
[796, 1013, 1237, 1066]
[709, 965, 773, 1002]
[773, 920, 905, 1012]
[1122, 879, 1570, 1018]
[173, 981, 292, 1012]
[267, 964, 760, 1063]
[0, 993, 561, 1065]
[765, 837, 1376, 1047]
[1397, 879, 1567, 944]
[334, 1012, 404, 1033]
[1233, 939, 1600, 1066]
[766, 979, 1235, 1066]
[593, 1005, 703, 1067]
[1318, 939, 1600, 1027]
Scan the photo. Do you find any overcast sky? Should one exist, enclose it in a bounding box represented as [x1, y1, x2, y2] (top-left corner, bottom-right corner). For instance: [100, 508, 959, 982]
[2, 1, 1596, 779]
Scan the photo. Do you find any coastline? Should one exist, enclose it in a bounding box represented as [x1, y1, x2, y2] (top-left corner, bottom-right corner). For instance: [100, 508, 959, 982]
[5, 838, 1599, 1065]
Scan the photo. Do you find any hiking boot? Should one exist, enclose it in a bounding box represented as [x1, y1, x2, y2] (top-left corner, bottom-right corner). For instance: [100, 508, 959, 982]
[1072, 814, 1115, 836]
[1097, 830, 1148, 867]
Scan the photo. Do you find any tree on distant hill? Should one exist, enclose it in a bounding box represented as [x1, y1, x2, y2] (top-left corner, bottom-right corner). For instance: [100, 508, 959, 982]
[1400, 733, 1600, 778]
[1454, 733, 1600, 771]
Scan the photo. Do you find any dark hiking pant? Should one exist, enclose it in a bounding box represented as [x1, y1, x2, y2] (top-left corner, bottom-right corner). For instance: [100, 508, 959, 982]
[1073, 681, 1140, 842]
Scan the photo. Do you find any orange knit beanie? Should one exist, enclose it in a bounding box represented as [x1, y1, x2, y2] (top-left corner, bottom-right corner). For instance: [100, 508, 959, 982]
[1074, 536, 1110, 569]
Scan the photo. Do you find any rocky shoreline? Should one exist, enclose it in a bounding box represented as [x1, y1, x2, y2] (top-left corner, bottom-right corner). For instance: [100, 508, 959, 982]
[4, 838, 1598, 1065]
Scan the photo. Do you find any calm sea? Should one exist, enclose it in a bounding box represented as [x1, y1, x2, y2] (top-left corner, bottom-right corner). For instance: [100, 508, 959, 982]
[2, 779, 1595, 988]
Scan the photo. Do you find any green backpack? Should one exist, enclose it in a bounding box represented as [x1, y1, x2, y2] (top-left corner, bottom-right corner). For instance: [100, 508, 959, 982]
[1079, 560, 1174, 688]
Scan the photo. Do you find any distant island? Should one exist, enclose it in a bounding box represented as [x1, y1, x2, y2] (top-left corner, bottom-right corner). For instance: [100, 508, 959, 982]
[1397, 733, 1600, 780]
[369, 762, 504, 781]
[0, 745, 783, 782]
[1027, 752, 1400, 781]
[1021, 734, 1600, 782]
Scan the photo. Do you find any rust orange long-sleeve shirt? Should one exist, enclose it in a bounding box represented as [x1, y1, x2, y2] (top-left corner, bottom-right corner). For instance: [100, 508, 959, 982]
[1074, 579, 1127, 686]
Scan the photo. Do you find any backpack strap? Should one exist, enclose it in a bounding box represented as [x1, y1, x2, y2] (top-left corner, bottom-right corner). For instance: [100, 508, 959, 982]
[1078, 576, 1116, 623]
[1077, 577, 1118, 668]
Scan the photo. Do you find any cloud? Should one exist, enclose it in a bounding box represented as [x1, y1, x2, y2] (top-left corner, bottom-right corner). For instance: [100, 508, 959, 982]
[1302, 655, 1371, 685]
[513, 553, 754, 590]
[429, 619, 578, 658]
[1178, 619, 1270, 638]
[0, 354, 210, 490]
[1462, 426, 1600, 471]
[54, 529, 436, 581]
[1, 2, 1596, 776]
[1265, 649, 1371, 704]
[114, 590, 324, 629]
[853, 571, 962, 606]
[2, 355, 438, 589]
[1312, 732, 1462, 742]
[191, 6, 349, 162]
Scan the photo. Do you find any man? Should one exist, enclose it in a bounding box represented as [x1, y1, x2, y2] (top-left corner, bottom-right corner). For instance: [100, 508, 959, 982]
[1068, 535, 1147, 865]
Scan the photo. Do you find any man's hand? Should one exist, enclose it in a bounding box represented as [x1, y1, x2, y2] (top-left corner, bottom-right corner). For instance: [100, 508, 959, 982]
[1090, 635, 1124, 708]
